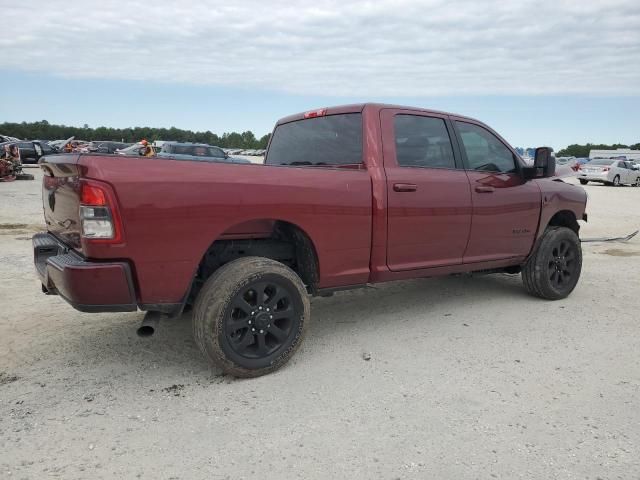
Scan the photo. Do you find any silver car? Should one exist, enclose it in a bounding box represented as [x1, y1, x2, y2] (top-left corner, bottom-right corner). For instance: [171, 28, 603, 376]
[578, 159, 640, 186]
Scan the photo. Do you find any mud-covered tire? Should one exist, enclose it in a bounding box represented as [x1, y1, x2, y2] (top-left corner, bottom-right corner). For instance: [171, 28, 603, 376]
[522, 226, 582, 300]
[193, 256, 310, 378]
[579, 179, 588, 185]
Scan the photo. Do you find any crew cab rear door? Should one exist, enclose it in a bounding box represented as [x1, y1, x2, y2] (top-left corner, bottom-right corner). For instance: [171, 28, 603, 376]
[381, 109, 472, 270]
[451, 119, 541, 262]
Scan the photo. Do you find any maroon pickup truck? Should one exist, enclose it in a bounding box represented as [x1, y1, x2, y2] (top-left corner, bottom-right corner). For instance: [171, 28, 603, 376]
[34, 103, 587, 377]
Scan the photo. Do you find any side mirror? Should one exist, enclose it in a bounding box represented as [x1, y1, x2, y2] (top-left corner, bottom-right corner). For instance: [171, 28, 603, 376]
[524, 146, 555, 179]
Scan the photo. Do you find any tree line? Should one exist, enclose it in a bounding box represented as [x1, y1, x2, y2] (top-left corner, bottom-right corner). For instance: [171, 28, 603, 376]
[0, 120, 271, 149]
[555, 143, 640, 158]
[2, 120, 638, 157]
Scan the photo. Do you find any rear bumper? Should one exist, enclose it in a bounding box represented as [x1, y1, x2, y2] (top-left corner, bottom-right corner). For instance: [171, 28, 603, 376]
[578, 172, 610, 182]
[33, 232, 137, 312]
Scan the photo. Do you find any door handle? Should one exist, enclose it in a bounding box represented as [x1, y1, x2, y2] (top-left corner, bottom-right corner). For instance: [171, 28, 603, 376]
[393, 183, 417, 192]
[475, 185, 495, 193]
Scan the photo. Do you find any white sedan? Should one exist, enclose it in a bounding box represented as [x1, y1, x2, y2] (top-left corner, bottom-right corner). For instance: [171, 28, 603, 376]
[578, 159, 640, 186]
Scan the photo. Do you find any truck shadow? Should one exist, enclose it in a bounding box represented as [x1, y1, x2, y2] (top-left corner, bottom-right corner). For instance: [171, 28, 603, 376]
[53, 273, 527, 379]
[308, 273, 526, 338]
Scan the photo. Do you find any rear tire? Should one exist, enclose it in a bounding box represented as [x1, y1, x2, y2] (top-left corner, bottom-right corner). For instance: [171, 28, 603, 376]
[15, 173, 34, 181]
[613, 175, 621, 186]
[635, 177, 640, 187]
[193, 256, 310, 378]
[522, 226, 582, 300]
[579, 179, 588, 185]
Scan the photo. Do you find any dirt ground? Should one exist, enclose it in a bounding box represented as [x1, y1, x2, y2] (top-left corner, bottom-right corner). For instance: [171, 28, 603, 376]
[1, 168, 639, 479]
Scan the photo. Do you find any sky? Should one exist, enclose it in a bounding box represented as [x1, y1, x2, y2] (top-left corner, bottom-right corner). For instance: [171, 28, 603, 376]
[1, 0, 639, 150]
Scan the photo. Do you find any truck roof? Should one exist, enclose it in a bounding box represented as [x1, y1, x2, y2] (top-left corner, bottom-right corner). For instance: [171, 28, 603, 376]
[275, 103, 476, 125]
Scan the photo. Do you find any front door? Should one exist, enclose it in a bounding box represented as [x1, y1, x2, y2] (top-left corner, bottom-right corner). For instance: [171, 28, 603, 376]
[382, 110, 472, 271]
[452, 120, 541, 263]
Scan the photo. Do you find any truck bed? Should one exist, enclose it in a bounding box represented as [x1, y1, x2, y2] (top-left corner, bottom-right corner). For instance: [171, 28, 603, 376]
[40, 153, 373, 305]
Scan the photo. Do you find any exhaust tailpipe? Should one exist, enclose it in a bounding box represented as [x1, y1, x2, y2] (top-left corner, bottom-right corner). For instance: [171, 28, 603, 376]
[137, 312, 162, 337]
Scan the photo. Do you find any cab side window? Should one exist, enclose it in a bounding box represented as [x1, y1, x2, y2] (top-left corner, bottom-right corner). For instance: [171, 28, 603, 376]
[394, 115, 455, 169]
[456, 121, 517, 174]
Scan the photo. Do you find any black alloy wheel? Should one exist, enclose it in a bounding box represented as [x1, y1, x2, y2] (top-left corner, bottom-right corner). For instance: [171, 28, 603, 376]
[224, 279, 300, 359]
[522, 226, 582, 300]
[547, 240, 578, 290]
[193, 257, 310, 377]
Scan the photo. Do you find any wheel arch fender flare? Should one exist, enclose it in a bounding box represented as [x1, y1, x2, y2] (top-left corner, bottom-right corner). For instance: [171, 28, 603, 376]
[180, 218, 321, 313]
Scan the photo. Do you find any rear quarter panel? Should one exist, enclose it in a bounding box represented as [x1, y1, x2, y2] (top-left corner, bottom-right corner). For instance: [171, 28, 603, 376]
[79, 156, 372, 304]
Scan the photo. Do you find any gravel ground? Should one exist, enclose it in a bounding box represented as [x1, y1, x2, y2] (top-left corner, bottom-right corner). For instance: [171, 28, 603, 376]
[1, 168, 639, 479]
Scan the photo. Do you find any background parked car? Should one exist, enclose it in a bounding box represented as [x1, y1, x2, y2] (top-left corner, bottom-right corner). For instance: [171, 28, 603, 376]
[575, 157, 591, 166]
[578, 159, 640, 186]
[86, 141, 131, 154]
[34, 141, 56, 156]
[3, 141, 47, 164]
[115, 143, 147, 156]
[158, 142, 251, 164]
[555, 156, 575, 165]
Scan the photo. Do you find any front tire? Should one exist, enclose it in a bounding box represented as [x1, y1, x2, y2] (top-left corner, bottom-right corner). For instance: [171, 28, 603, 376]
[579, 179, 588, 185]
[193, 257, 310, 377]
[522, 226, 582, 300]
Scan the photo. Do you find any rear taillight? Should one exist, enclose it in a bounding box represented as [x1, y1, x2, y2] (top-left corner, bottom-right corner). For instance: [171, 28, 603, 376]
[81, 183, 107, 205]
[79, 180, 122, 243]
[602, 167, 610, 172]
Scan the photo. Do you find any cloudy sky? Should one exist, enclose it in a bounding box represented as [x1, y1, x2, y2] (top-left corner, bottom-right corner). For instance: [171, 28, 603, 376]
[2, 0, 639, 148]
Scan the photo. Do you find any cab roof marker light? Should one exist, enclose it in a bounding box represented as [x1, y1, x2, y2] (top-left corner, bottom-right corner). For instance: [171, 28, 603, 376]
[304, 108, 327, 119]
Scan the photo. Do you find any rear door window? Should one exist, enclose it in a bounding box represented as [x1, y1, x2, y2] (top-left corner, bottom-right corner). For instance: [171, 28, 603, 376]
[266, 113, 362, 166]
[393, 115, 455, 169]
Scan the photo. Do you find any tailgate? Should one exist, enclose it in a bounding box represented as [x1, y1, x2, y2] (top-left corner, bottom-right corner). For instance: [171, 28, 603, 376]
[40, 154, 83, 250]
